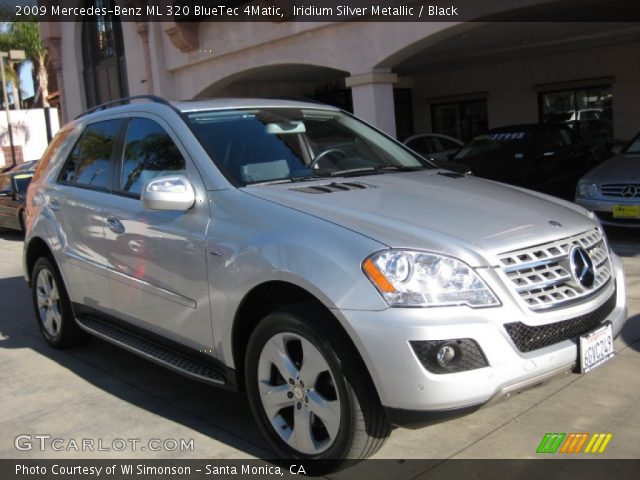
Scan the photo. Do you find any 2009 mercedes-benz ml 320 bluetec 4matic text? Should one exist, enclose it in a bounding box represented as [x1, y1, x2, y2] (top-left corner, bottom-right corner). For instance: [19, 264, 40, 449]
[24, 97, 627, 468]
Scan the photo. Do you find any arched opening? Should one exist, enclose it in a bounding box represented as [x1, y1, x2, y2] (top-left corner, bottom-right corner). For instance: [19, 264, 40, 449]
[195, 64, 351, 111]
[375, 21, 640, 143]
[82, 0, 128, 108]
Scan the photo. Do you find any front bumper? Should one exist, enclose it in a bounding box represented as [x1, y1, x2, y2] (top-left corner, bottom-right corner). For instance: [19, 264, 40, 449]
[333, 252, 627, 424]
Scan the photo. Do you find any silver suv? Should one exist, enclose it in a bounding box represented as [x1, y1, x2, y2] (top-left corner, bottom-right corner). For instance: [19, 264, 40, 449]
[24, 97, 627, 466]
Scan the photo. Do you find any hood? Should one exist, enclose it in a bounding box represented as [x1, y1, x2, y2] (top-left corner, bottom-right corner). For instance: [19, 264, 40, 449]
[242, 170, 596, 266]
[581, 153, 640, 184]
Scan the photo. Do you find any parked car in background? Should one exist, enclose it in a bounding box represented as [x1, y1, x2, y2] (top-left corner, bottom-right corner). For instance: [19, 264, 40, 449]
[1, 160, 38, 174]
[0, 170, 34, 232]
[24, 97, 627, 468]
[449, 123, 597, 199]
[403, 133, 470, 174]
[575, 131, 640, 227]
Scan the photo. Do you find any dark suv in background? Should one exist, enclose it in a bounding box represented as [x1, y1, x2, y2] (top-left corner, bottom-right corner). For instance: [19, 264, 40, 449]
[448, 124, 597, 199]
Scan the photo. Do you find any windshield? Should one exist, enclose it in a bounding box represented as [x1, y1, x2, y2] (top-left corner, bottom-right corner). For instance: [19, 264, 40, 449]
[187, 108, 429, 186]
[624, 134, 640, 154]
[453, 131, 533, 161]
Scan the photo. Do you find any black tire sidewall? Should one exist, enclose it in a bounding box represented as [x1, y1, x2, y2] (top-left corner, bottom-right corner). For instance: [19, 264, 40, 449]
[245, 310, 357, 460]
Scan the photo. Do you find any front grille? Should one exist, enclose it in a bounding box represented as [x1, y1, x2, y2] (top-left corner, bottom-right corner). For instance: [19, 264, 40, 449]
[600, 183, 640, 198]
[504, 290, 617, 352]
[498, 228, 612, 311]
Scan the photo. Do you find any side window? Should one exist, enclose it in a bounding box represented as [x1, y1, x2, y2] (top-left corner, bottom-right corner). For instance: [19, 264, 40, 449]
[440, 137, 462, 151]
[558, 129, 574, 147]
[32, 126, 77, 183]
[120, 118, 187, 196]
[536, 130, 565, 156]
[59, 120, 120, 189]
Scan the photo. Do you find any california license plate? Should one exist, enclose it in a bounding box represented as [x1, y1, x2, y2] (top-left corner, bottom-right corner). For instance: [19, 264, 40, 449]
[613, 205, 640, 219]
[579, 322, 614, 373]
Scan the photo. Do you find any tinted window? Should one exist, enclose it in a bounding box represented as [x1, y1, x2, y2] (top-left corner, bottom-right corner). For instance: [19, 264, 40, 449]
[407, 137, 432, 155]
[33, 127, 77, 182]
[536, 130, 565, 156]
[120, 118, 187, 196]
[59, 120, 120, 189]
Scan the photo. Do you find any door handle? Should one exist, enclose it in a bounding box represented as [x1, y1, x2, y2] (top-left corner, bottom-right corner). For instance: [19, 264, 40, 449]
[106, 216, 125, 235]
[49, 198, 60, 211]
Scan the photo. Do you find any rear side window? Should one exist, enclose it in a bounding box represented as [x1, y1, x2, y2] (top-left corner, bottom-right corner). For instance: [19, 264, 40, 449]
[59, 120, 120, 189]
[119, 118, 187, 196]
[32, 126, 77, 182]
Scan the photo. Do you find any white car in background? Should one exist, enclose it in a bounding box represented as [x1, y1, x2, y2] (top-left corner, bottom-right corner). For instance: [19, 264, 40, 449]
[575, 131, 640, 227]
[403, 133, 470, 174]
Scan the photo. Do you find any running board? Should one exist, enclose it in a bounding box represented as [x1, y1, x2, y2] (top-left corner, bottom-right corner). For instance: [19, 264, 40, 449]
[76, 316, 227, 387]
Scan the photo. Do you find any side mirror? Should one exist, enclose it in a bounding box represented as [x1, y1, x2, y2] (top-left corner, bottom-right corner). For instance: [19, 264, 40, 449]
[141, 175, 195, 211]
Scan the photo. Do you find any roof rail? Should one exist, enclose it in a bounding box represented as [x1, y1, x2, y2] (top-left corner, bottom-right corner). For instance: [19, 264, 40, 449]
[75, 95, 173, 119]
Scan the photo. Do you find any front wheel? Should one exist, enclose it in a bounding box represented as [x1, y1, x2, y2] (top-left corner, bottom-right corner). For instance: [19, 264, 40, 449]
[31, 256, 87, 348]
[245, 305, 389, 469]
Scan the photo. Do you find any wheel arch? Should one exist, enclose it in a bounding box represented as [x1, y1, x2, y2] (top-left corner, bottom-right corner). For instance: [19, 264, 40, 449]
[24, 236, 55, 285]
[231, 280, 377, 399]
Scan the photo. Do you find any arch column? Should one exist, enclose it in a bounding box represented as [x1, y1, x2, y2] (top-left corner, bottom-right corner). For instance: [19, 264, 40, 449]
[346, 71, 398, 138]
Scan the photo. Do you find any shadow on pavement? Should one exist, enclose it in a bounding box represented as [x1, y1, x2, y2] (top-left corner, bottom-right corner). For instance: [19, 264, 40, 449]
[0, 275, 271, 460]
[0, 229, 24, 243]
[621, 313, 640, 353]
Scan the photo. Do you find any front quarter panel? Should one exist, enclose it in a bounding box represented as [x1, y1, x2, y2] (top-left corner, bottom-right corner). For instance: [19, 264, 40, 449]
[205, 188, 389, 367]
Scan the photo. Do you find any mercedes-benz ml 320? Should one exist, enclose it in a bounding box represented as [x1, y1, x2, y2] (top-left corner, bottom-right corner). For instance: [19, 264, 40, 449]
[24, 97, 627, 468]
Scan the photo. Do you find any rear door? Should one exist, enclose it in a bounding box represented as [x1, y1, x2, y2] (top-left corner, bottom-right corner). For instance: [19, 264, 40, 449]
[51, 118, 124, 313]
[102, 115, 213, 351]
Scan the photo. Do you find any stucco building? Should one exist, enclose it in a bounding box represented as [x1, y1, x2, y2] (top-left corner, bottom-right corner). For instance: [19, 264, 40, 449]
[41, 1, 640, 145]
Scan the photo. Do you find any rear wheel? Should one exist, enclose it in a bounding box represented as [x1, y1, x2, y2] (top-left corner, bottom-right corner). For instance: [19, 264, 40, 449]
[245, 305, 389, 470]
[31, 257, 87, 348]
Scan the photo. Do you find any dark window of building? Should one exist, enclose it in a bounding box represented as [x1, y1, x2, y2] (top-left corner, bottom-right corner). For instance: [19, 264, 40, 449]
[120, 118, 187, 196]
[59, 120, 121, 190]
[431, 99, 488, 142]
[82, 0, 128, 108]
[539, 85, 613, 148]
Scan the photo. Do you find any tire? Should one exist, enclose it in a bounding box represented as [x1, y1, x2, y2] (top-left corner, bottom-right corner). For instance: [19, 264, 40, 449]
[245, 304, 389, 471]
[31, 256, 87, 348]
[18, 210, 26, 233]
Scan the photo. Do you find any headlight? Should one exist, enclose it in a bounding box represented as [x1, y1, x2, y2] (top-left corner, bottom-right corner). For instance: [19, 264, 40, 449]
[363, 250, 500, 308]
[577, 181, 598, 197]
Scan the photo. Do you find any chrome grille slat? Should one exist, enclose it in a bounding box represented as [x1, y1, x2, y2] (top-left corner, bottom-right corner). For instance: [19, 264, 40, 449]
[600, 183, 640, 198]
[498, 228, 612, 311]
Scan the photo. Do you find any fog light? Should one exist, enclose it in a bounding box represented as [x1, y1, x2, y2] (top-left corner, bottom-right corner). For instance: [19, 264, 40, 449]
[436, 342, 459, 367]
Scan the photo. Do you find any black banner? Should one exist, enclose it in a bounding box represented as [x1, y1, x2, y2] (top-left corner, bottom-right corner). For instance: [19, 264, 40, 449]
[2, 459, 640, 480]
[2, 0, 640, 22]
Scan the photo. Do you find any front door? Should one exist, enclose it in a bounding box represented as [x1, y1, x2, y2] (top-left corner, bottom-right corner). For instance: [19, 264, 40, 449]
[102, 115, 213, 352]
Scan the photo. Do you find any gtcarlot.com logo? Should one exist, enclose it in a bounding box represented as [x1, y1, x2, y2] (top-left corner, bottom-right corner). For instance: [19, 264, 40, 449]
[537, 432, 613, 454]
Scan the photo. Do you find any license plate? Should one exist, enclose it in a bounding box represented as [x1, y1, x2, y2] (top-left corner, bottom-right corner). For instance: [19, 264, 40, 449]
[613, 205, 640, 219]
[579, 322, 614, 373]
